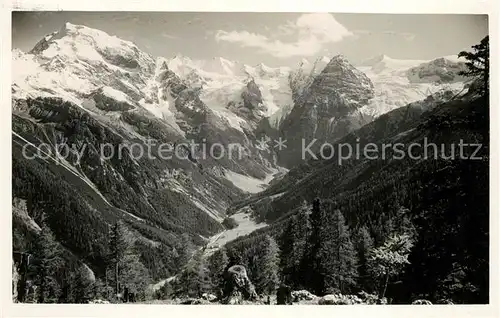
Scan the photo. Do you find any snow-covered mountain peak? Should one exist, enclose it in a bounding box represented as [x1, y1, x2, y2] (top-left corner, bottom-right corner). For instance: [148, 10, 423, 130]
[201, 57, 244, 77]
[322, 54, 365, 77]
[295, 55, 330, 75]
[354, 54, 467, 118]
[358, 54, 427, 75]
[255, 62, 272, 72]
[28, 22, 155, 75]
[329, 54, 349, 63]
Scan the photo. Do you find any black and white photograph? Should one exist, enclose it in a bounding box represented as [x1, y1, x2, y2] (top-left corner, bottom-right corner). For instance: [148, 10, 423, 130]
[7, 7, 494, 312]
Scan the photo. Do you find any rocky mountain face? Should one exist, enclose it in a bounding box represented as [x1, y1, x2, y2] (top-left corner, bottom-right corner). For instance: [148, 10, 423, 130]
[406, 56, 468, 84]
[276, 55, 376, 167]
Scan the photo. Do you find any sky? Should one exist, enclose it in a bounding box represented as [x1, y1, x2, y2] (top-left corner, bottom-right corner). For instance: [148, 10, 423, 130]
[12, 12, 488, 66]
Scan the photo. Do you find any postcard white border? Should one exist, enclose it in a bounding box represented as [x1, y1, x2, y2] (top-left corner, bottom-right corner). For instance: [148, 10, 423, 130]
[1, 1, 498, 317]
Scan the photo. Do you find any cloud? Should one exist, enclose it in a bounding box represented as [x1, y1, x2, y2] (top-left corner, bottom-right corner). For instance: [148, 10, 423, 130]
[215, 13, 352, 58]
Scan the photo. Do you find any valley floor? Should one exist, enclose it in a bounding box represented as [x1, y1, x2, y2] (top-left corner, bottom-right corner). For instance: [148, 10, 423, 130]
[205, 209, 267, 254]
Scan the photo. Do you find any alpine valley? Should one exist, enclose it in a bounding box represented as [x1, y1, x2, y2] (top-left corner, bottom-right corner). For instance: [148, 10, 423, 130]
[11, 22, 489, 304]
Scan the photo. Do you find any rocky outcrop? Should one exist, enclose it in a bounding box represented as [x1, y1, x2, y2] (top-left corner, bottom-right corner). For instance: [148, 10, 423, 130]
[435, 299, 454, 304]
[278, 55, 375, 168]
[12, 198, 41, 234]
[242, 79, 263, 110]
[227, 79, 266, 122]
[88, 299, 111, 304]
[406, 57, 467, 84]
[222, 265, 257, 304]
[201, 293, 217, 302]
[180, 298, 210, 305]
[89, 87, 136, 112]
[318, 293, 364, 305]
[306, 55, 374, 109]
[291, 290, 317, 302]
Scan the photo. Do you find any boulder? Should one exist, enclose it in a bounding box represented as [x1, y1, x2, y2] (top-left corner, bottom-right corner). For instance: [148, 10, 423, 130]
[358, 291, 380, 304]
[412, 299, 433, 305]
[318, 294, 340, 305]
[291, 290, 317, 302]
[226, 292, 242, 305]
[377, 297, 388, 305]
[88, 299, 111, 304]
[318, 293, 363, 305]
[201, 293, 218, 302]
[222, 265, 258, 304]
[436, 299, 454, 304]
[180, 298, 209, 305]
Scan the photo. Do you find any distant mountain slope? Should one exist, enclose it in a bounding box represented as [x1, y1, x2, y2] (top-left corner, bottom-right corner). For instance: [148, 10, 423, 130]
[357, 54, 468, 117]
[225, 87, 488, 303]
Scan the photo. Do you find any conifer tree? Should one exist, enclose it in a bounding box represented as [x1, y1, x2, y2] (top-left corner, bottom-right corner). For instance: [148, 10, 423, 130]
[318, 210, 358, 294]
[254, 235, 281, 295]
[207, 248, 229, 298]
[176, 249, 205, 297]
[120, 250, 151, 301]
[31, 219, 64, 303]
[458, 35, 489, 94]
[94, 278, 109, 300]
[279, 218, 296, 285]
[73, 265, 94, 303]
[353, 226, 375, 292]
[280, 201, 311, 288]
[108, 221, 129, 296]
[303, 198, 323, 294]
[106, 221, 150, 301]
[197, 256, 212, 297]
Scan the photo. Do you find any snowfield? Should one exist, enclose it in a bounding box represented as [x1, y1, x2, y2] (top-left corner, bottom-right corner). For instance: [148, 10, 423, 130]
[223, 169, 276, 194]
[206, 208, 267, 253]
[356, 54, 466, 118]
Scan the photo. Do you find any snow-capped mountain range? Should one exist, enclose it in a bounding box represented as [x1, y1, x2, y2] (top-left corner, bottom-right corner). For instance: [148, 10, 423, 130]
[13, 22, 468, 138]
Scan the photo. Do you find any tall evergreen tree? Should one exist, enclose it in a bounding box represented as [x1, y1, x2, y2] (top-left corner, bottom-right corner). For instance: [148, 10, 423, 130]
[304, 201, 358, 295]
[108, 221, 129, 296]
[106, 221, 150, 301]
[318, 210, 358, 294]
[253, 235, 281, 295]
[207, 248, 229, 298]
[353, 226, 375, 292]
[120, 250, 151, 301]
[31, 220, 64, 303]
[176, 250, 205, 298]
[458, 35, 489, 94]
[279, 201, 311, 288]
[303, 198, 323, 294]
[73, 265, 94, 303]
[94, 278, 109, 300]
[197, 256, 212, 297]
